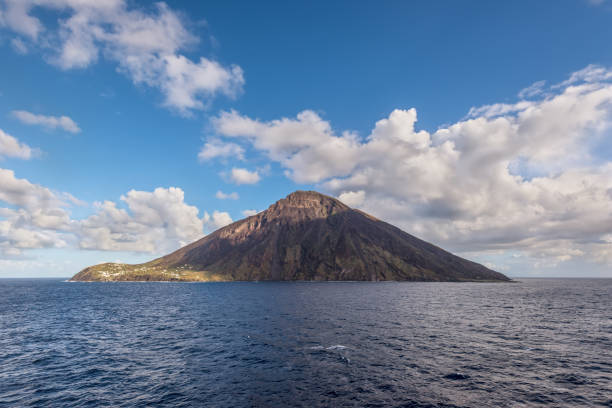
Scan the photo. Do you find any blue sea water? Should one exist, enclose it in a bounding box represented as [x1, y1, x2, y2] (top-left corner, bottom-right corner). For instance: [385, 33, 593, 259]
[0, 279, 611, 407]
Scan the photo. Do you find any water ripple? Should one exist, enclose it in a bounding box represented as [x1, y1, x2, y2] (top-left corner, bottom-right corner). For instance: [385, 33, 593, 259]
[0, 278, 611, 407]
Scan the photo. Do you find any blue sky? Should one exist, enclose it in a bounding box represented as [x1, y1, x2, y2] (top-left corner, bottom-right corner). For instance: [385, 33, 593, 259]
[1, 0, 611, 277]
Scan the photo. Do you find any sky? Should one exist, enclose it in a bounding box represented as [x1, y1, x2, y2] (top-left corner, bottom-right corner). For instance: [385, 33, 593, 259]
[0, 0, 611, 278]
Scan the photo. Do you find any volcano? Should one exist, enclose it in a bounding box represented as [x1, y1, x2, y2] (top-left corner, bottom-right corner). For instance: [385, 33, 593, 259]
[70, 190, 510, 282]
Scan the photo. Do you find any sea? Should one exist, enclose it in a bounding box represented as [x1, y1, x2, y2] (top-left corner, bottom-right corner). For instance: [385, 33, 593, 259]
[0, 278, 610, 407]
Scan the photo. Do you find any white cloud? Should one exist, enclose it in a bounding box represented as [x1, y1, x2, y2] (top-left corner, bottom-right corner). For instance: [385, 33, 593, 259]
[0, 1, 244, 114]
[10, 37, 28, 54]
[228, 167, 260, 185]
[0, 129, 34, 159]
[215, 190, 239, 200]
[77, 188, 234, 253]
[241, 209, 258, 217]
[214, 110, 360, 184]
[0, 168, 64, 210]
[338, 190, 365, 208]
[466, 100, 534, 119]
[12, 110, 81, 133]
[158, 55, 243, 112]
[0, 215, 67, 253]
[517, 80, 546, 99]
[0, 168, 72, 255]
[198, 138, 244, 161]
[0, 169, 234, 257]
[203, 210, 233, 231]
[0, 221, 63, 255]
[78, 187, 206, 253]
[555, 64, 612, 88]
[211, 66, 612, 269]
[0, 0, 42, 39]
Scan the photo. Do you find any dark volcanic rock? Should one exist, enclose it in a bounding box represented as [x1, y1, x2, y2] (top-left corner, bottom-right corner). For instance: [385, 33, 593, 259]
[71, 191, 510, 282]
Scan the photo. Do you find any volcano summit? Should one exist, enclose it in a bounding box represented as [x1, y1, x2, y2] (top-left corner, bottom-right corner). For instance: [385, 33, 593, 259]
[71, 191, 510, 282]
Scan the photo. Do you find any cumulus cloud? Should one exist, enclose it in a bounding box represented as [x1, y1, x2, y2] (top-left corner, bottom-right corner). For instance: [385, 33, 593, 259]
[0, 169, 233, 256]
[0, 129, 34, 159]
[203, 210, 233, 231]
[0, 1, 244, 114]
[0, 168, 71, 255]
[78, 187, 208, 253]
[0, 0, 42, 39]
[215, 190, 239, 200]
[211, 65, 612, 269]
[198, 138, 244, 161]
[0, 168, 65, 210]
[12, 110, 81, 133]
[228, 167, 260, 184]
[214, 110, 360, 184]
[77, 188, 233, 253]
[338, 190, 366, 207]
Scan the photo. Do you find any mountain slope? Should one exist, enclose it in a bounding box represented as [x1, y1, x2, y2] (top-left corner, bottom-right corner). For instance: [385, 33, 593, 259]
[71, 191, 510, 282]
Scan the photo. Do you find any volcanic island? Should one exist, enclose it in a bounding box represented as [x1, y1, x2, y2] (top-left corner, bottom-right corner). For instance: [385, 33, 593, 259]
[70, 191, 510, 282]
